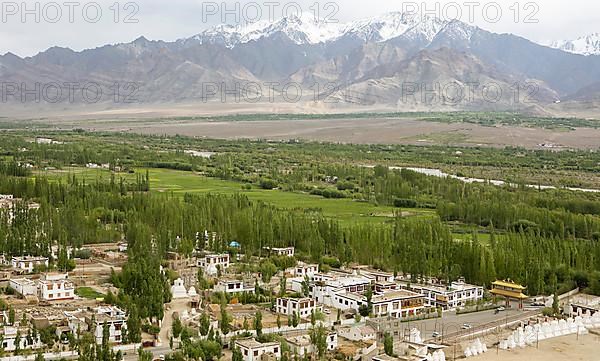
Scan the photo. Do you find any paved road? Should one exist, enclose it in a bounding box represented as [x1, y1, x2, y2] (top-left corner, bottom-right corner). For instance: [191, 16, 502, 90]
[122, 346, 171, 361]
[385, 308, 529, 343]
[130, 305, 540, 360]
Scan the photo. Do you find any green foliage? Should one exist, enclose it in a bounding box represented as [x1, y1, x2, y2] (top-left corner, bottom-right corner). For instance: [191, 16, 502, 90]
[393, 198, 418, 208]
[384, 333, 394, 356]
[172, 317, 183, 339]
[309, 325, 327, 358]
[199, 313, 211, 336]
[0, 131, 599, 305]
[260, 261, 277, 283]
[232, 346, 244, 361]
[76, 287, 106, 300]
[35, 351, 45, 361]
[219, 302, 232, 335]
[138, 347, 153, 361]
[254, 311, 263, 337]
[126, 305, 142, 343]
[8, 308, 15, 325]
[259, 178, 278, 190]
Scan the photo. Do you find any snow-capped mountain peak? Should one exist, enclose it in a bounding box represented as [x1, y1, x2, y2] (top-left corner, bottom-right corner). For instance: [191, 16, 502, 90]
[343, 12, 447, 42]
[242, 12, 346, 44]
[180, 11, 456, 48]
[549, 33, 600, 56]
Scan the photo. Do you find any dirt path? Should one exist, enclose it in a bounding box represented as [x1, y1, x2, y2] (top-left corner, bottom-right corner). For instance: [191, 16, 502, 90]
[159, 299, 191, 345]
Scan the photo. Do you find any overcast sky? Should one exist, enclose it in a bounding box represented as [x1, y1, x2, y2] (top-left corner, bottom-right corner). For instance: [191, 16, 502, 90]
[0, 0, 597, 57]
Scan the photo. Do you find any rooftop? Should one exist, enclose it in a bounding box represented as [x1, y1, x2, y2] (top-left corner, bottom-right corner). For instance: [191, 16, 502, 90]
[12, 256, 48, 261]
[492, 280, 526, 290]
[286, 334, 311, 346]
[10, 278, 36, 286]
[372, 290, 422, 303]
[235, 338, 279, 349]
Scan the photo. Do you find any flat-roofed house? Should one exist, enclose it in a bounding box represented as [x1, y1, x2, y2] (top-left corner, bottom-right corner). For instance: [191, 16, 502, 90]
[400, 279, 484, 311]
[11, 256, 48, 273]
[276, 297, 319, 318]
[198, 253, 230, 276]
[39, 273, 75, 301]
[286, 332, 338, 356]
[235, 338, 281, 361]
[214, 279, 255, 294]
[265, 247, 295, 257]
[338, 325, 377, 341]
[1, 326, 43, 352]
[293, 262, 319, 277]
[371, 290, 425, 318]
[9, 278, 37, 297]
[92, 306, 127, 344]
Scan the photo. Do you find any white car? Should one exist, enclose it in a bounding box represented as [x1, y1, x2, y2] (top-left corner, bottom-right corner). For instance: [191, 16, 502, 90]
[462, 323, 472, 329]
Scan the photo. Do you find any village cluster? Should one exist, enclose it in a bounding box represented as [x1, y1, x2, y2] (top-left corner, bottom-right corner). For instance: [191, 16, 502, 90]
[1, 229, 600, 360]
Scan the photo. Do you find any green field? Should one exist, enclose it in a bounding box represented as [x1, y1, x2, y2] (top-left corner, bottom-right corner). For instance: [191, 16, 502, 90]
[75, 287, 105, 299]
[38, 167, 435, 225]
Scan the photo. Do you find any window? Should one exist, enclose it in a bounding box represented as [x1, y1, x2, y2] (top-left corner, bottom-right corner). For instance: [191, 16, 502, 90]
[254, 351, 258, 356]
[274, 347, 279, 353]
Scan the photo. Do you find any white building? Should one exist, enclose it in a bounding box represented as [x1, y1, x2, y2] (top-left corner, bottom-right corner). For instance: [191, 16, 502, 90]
[357, 269, 395, 283]
[373, 281, 399, 294]
[400, 279, 484, 311]
[11, 256, 49, 273]
[311, 272, 371, 308]
[9, 278, 37, 297]
[39, 273, 75, 301]
[214, 279, 255, 294]
[371, 290, 425, 318]
[330, 292, 366, 311]
[313, 271, 426, 319]
[92, 306, 128, 344]
[266, 247, 295, 257]
[276, 297, 319, 318]
[293, 262, 319, 278]
[198, 253, 230, 276]
[286, 332, 338, 356]
[66, 306, 128, 344]
[235, 338, 281, 361]
[0, 326, 42, 352]
[338, 325, 376, 341]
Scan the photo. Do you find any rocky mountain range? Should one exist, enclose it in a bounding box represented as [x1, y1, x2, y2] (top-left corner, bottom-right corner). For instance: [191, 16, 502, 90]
[549, 33, 600, 56]
[1, 12, 600, 111]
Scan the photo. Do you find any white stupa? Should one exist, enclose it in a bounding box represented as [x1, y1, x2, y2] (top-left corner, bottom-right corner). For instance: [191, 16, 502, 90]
[188, 286, 198, 297]
[409, 328, 422, 343]
[171, 278, 188, 299]
[181, 309, 190, 320]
